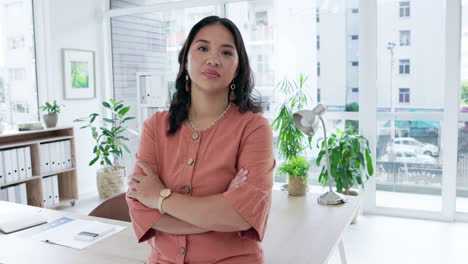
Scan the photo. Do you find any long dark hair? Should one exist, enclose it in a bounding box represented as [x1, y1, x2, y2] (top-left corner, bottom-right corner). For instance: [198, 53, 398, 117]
[167, 16, 262, 135]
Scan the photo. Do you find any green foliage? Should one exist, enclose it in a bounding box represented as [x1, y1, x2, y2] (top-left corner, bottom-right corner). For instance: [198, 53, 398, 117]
[316, 128, 374, 193]
[271, 74, 313, 162]
[74, 99, 135, 171]
[278, 156, 311, 181]
[345, 102, 359, 112]
[462, 80, 468, 106]
[39, 100, 63, 115]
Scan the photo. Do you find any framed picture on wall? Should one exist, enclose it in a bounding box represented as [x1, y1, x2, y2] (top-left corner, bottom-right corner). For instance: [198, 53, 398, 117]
[62, 49, 96, 99]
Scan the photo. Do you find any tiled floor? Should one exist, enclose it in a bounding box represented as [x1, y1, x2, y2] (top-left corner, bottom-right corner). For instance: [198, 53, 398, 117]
[57, 190, 468, 264]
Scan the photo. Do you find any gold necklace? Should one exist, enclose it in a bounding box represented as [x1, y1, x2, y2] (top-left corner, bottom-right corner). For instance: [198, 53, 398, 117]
[188, 103, 232, 131]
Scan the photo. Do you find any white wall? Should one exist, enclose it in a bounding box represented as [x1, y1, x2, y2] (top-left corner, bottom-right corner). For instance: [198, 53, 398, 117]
[35, 0, 109, 196]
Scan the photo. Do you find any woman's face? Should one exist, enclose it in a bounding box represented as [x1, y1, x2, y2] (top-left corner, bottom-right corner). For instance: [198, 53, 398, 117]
[186, 23, 239, 97]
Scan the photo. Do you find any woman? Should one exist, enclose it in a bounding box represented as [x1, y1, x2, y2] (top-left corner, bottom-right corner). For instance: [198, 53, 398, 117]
[126, 15, 276, 264]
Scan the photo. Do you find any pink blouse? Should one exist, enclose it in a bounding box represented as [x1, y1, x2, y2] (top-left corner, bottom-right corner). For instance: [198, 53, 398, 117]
[126, 103, 276, 264]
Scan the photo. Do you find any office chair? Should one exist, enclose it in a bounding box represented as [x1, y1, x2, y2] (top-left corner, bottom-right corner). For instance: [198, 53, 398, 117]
[88, 192, 131, 222]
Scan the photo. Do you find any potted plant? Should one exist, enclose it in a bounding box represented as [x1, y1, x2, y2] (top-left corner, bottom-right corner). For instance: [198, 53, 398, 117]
[74, 99, 135, 199]
[272, 74, 313, 196]
[316, 128, 374, 222]
[278, 156, 311, 196]
[39, 100, 63, 128]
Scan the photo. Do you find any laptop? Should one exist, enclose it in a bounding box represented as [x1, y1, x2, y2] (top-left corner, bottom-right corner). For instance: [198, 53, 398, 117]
[0, 212, 47, 234]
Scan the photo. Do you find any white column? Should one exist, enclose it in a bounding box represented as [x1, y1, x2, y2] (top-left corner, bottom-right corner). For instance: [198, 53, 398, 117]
[359, 0, 377, 212]
[441, 0, 462, 221]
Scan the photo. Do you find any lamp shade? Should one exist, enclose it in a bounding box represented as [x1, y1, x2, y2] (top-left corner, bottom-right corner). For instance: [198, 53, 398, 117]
[293, 104, 326, 137]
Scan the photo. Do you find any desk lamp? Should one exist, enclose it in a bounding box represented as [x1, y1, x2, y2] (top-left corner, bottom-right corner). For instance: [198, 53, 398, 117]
[293, 104, 346, 205]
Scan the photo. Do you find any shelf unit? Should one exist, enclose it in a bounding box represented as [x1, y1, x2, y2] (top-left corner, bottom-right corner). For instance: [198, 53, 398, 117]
[0, 127, 78, 208]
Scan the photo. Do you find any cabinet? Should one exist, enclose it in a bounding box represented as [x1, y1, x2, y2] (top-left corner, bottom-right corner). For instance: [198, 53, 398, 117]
[0, 127, 78, 208]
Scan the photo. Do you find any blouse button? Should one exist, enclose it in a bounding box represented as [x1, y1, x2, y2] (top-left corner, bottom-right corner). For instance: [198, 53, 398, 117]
[180, 247, 186, 256]
[183, 186, 191, 194]
[192, 132, 199, 140]
[187, 158, 194, 165]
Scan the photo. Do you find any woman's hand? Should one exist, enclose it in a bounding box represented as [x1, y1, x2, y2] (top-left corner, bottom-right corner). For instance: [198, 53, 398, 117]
[228, 168, 248, 190]
[127, 161, 166, 209]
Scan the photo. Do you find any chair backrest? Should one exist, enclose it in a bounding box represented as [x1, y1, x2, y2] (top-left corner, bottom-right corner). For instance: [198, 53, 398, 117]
[88, 193, 131, 222]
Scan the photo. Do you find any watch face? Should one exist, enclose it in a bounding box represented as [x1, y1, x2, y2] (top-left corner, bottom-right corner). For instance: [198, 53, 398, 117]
[160, 189, 171, 198]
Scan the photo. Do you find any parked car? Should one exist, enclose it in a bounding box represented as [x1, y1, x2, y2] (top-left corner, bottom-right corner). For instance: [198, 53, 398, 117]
[387, 137, 439, 156]
[379, 150, 438, 164]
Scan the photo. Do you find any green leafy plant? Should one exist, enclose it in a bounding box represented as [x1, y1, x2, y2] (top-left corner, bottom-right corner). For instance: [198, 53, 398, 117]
[74, 99, 135, 171]
[39, 100, 63, 115]
[278, 156, 311, 183]
[316, 128, 374, 194]
[271, 74, 312, 162]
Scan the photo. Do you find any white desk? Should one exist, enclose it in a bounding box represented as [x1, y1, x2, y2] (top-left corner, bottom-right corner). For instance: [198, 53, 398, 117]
[0, 201, 148, 264]
[0, 190, 359, 264]
[263, 191, 360, 264]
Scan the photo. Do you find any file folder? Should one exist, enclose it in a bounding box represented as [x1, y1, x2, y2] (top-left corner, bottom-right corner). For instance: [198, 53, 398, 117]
[46, 176, 53, 206]
[10, 149, 19, 182]
[40, 143, 50, 174]
[65, 140, 72, 168]
[7, 186, 16, 203]
[0, 187, 8, 201]
[0, 151, 4, 184]
[41, 177, 48, 207]
[3, 150, 14, 183]
[52, 175, 60, 205]
[24, 147, 32, 178]
[17, 148, 27, 180]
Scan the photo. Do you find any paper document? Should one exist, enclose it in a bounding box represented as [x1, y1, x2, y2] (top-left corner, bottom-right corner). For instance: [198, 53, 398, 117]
[20, 217, 125, 250]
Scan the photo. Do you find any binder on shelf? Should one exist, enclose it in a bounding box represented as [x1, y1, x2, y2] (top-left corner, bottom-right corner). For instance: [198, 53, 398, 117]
[24, 147, 32, 178]
[17, 147, 27, 180]
[14, 184, 27, 205]
[3, 150, 14, 183]
[0, 187, 8, 201]
[10, 149, 19, 182]
[7, 186, 16, 203]
[52, 175, 60, 205]
[65, 140, 72, 168]
[60, 141, 67, 170]
[51, 142, 59, 172]
[41, 178, 49, 207]
[19, 183, 28, 205]
[40, 143, 51, 174]
[46, 176, 54, 206]
[0, 151, 4, 184]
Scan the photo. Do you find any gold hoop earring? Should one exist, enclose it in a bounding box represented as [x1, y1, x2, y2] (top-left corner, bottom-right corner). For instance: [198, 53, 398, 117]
[185, 74, 190, 92]
[229, 83, 236, 101]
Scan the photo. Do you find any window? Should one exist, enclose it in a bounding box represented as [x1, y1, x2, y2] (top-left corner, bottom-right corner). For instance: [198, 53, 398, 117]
[255, 11, 268, 26]
[351, 35, 359, 40]
[8, 36, 25, 50]
[352, 88, 359, 93]
[317, 35, 320, 50]
[399, 59, 411, 74]
[316, 8, 319, 23]
[352, 61, 359, 66]
[400, 30, 411, 46]
[317, 62, 320, 76]
[8, 68, 26, 81]
[0, 0, 42, 127]
[317, 88, 321, 102]
[399, 88, 410, 103]
[351, 8, 359, 14]
[399, 1, 410, 17]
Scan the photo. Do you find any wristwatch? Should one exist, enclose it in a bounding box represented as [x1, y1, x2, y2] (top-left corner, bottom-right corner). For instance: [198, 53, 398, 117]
[157, 189, 172, 214]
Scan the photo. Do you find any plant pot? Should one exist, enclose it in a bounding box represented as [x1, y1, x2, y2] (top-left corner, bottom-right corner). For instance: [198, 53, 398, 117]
[288, 176, 307, 196]
[96, 165, 126, 200]
[43, 113, 58, 128]
[341, 189, 360, 224]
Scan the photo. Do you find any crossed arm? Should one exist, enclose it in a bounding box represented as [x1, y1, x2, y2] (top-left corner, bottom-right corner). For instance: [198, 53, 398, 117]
[127, 165, 250, 235]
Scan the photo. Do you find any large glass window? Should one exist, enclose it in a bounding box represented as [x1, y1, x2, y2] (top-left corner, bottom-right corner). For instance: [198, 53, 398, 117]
[376, 0, 445, 212]
[0, 0, 39, 128]
[457, 0, 468, 213]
